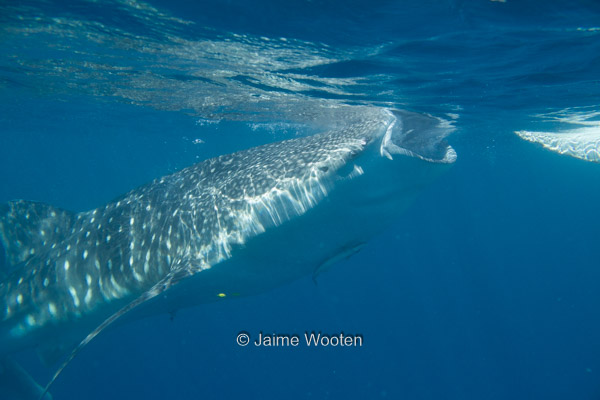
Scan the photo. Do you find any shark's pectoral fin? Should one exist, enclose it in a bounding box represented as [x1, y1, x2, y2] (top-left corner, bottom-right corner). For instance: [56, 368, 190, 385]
[41, 263, 195, 398]
[37, 341, 76, 368]
[0, 357, 52, 400]
[312, 243, 366, 285]
[0, 200, 75, 269]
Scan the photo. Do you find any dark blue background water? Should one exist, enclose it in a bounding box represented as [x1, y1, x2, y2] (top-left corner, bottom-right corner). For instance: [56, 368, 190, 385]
[1, 0, 600, 399]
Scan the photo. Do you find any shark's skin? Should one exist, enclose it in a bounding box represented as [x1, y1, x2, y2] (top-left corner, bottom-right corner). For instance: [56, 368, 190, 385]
[0, 108, 455, 365]
[516, 128, 600, 163]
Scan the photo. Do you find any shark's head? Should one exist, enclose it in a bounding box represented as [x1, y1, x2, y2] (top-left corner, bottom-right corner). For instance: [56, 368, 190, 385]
[339, 109, 455, 213]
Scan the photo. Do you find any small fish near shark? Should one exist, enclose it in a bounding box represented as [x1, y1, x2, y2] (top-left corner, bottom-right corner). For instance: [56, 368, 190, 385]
[0, 108, 456, 399]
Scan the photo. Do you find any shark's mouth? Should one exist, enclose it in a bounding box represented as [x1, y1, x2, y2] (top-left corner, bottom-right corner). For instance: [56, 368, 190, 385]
[380, 109, 457, 164]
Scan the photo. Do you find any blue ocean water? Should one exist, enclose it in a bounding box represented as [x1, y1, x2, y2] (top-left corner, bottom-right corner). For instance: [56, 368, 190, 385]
[1, 0, 600, 399]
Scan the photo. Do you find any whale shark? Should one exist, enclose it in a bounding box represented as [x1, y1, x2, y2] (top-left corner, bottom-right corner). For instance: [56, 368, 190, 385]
[0, 108, 455, 398]
[516, 127, 600, 163]
[515, 109, 600, 163]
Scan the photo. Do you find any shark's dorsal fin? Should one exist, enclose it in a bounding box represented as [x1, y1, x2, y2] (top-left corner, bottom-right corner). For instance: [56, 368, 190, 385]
[40, 266, 193, 399]
[312, 242, 366, 285]
[37, 341, 76, 368]
[0, 200, 76, 267]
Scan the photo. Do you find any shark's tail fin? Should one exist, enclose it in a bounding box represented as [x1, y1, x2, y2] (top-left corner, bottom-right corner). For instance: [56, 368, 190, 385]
[0, 200, 75, 274]
[0, 358, 53, 400]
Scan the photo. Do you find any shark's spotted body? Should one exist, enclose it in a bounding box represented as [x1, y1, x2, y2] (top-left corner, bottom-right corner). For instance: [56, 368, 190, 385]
[0, 108, 455, 397]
